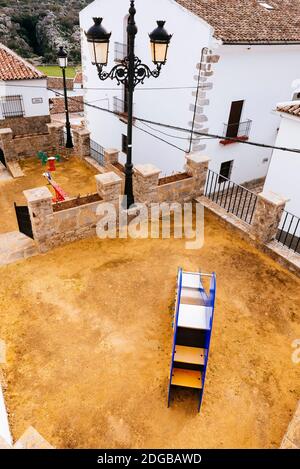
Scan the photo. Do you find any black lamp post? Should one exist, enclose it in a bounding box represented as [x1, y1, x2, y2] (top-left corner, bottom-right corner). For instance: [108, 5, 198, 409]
[57, 46, 73, 149]
[85, 1, 172, 208]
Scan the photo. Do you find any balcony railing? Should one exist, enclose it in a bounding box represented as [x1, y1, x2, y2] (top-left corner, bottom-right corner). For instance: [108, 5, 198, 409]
[114, 42, 127, 63]
[220, 119, 252, 145]
[0, 95, 25, 118]
[90, 139, 105, 166]
[204, 169, 258, 224]
[276, 210, 300, 253]
[113, 96, 129, 115]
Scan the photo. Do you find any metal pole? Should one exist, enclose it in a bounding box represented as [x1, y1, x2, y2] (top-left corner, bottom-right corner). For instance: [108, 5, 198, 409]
[62, 67, 73, 149]
[124, 0, 137, 208]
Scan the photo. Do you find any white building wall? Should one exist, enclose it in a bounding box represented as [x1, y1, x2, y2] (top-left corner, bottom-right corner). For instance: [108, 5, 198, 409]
[80, 0, 300, 182]
[80, 0, 213, 174]
[205, 44, 300, 184]
[0, 78, 49, 119]
[264, 114, 300, 220]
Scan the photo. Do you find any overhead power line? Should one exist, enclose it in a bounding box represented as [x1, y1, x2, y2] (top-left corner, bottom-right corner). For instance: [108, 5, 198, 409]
[2, 83, 299, 154]
[57, 90, 300, 155]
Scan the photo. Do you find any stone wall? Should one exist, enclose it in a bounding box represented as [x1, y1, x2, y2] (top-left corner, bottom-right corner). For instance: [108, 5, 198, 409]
[24, 172, 122, 252]
[133, 153, 210, 204]
[0, 115, 51, 136]
[250, 191, 289, 244]
[189, 48, 220, 152]
[0, 123, 65, 164]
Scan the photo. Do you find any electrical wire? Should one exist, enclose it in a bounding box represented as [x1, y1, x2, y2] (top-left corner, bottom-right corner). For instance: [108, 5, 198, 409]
[139, 120, 216, 142]
[2, 84, 300, 154]
[62, 91, 300, 155]
[133, 123, 187, 152]
[3, 82, 206, 91]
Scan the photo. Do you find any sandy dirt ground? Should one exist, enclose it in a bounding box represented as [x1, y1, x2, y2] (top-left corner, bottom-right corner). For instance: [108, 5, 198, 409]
[0, 212, 300, 449]
[0, 157, 98, 233]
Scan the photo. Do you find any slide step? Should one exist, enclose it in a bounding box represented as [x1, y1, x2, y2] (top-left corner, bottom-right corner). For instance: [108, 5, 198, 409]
[171, 368, 202, 389]
[181, 287, 206, 306]
[181, 272, 202, 289]
[174, 346, 205, 365]
[178, 304, 211, 330]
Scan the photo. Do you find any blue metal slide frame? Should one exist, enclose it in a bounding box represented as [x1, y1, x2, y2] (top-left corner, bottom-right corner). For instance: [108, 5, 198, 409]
[167, 269, 216, 412]
[167, 268, 183, 407]
[198, 272, 216, 412]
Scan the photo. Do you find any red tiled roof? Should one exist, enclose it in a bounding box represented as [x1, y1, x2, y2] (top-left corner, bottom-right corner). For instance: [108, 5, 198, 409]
[277, 103, 300, 117]
[50, 96, 84, 115]
[74, 71, 83, 84]
[0, 43, 45, 81]
[176, 0, 300, 44]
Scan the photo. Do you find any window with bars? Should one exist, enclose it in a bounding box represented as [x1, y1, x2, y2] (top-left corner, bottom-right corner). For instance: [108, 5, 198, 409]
[0, 95, 25, 118]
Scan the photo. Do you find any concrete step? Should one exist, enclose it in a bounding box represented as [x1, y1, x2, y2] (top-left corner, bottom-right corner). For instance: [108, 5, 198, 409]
[0, 232, 38, 266]
[6, 161, 24, 178]
[14, 426, 54, 449]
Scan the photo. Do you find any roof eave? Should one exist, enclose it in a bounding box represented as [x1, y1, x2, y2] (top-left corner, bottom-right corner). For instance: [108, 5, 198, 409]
[223, 40, 300, 46]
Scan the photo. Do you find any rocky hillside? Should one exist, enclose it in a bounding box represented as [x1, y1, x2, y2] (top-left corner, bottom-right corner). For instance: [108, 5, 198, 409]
[0, 0, 93, 64]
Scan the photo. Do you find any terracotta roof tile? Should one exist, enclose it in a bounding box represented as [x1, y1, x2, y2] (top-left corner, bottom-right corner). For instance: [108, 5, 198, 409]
[277, 102, 300, 117]
[0, 43, 45, 81]
[74, 71, 83, 84]
[50, 96, 84, 115]
[176, 0, 300, 43]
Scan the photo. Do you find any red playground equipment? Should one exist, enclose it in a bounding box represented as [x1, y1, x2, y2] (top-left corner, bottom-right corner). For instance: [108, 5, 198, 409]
[43, 172, 69, 203]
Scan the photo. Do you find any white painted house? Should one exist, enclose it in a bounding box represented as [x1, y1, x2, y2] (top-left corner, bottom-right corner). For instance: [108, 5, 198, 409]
[80, 0, 300, 181]
[263, 101, 300, 245]
[0, 43, 49, 134]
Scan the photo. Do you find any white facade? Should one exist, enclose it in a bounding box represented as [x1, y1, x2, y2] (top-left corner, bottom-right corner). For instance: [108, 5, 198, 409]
[0, 78, 49, 120]
[264, 108, 300, 219]
[205, 45, 300, 184]
[80, 0, 213, 174]
[80, 0, 300, 181]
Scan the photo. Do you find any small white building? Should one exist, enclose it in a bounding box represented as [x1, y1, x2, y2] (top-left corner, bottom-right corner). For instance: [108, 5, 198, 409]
[264, 101, 300, 220]
[80, 0, 300, 182]
[0, 43, 49, 136]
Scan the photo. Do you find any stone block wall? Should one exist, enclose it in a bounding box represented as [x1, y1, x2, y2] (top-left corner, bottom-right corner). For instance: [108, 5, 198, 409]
[250, 191, 289, 244]
[133, 153, 210, 204]
[72, 128, 91, 160]
[24, 172, 122, 252]
[0, 123, 65, 164]
[0, 115, 51, 136]
[189, 48, 220, 152]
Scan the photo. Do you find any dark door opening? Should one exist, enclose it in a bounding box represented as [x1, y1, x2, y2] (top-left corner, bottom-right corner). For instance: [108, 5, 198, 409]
[226, 100, 244, 138]
[0, 148, 6, 167]
[219, 160, 233, 183]
[14, 203, 34, 239]
[122, 134, 128, 154]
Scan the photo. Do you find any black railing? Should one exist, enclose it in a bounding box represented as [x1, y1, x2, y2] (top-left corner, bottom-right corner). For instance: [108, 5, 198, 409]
[276, 211, 300, 253]
[90, 139, 105, 166]
[114, 42, 127, 62]
[204, 169, 257, 224]
[223, 119, 252, 139]
[1, 95, 25, 118]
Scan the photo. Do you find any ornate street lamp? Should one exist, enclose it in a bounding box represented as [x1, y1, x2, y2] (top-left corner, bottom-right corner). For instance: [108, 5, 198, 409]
[57, 46, 73, 149]
[86, 1, 172, 208]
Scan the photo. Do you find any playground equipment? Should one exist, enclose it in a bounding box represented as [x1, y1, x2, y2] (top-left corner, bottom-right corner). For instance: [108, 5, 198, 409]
[43, 172, 68, 203]
[37, 152, 61, 172]
[168, 269, 216, 412]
